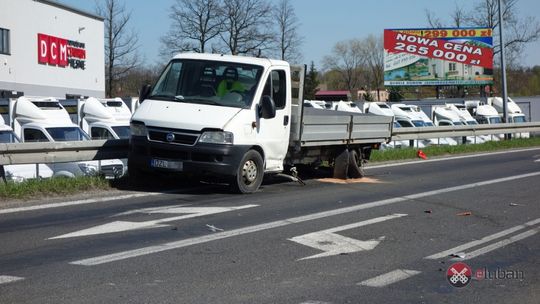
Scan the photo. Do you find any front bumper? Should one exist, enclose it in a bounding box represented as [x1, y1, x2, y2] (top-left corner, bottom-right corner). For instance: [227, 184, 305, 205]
[128, 136, 250, 176]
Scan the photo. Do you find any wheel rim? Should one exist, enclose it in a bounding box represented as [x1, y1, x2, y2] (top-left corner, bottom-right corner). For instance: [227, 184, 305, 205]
[242, 159, 258, 184]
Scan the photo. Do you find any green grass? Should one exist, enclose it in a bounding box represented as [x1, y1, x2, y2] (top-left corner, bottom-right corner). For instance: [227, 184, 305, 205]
[370, 137, 540, 162]
[0, 176, 111, 200]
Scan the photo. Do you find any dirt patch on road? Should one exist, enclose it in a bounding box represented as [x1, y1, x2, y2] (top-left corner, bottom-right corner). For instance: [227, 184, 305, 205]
[316, 177, 385, 184]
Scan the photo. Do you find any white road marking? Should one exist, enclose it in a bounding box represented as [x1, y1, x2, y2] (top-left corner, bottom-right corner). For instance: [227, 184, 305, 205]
[0, 192, 164, 215]
[366, 147, 540, 169]
[357, 269, 421, 287]
[451, 228, 539, 261]
[49, 205, 258, 239]
[0, 275, 24, 285]
[425, 217, 540, 259]
[71, 171, 540, 266]
[289, 214, 406, 260]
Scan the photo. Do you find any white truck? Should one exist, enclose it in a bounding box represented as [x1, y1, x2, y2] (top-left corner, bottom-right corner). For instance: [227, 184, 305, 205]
[9, 96, 125, 178]
[488, 97, 527, 123]
[76, 97, 132, 140]
[128, 53, 393, 193]
[332, 100, 362, 113]
[0, 114, 53, 182]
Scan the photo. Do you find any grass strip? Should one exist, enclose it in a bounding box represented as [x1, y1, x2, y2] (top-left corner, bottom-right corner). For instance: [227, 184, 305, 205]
[370, 137, 540, 162]
[0, 175, 110, 200]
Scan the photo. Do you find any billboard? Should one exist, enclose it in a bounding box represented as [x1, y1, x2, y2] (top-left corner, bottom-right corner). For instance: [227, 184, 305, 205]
[384, 28, 493, 86]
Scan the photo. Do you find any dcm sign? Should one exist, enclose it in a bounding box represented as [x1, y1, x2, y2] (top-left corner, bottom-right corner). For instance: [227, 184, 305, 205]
[37, 33, 86, 70]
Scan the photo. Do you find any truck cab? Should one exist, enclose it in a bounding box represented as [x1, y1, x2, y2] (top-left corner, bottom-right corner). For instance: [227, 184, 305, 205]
[78, 97, 132, 140]
[0, 116, 53, 182]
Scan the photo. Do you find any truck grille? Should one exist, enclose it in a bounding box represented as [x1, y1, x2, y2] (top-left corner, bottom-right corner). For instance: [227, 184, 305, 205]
[147, 127, 200, 146]
[100, 164, 124, 178]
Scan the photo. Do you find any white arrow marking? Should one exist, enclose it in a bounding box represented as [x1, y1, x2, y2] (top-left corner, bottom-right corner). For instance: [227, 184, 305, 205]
[49, 205, 258, 239]
[288, 213, 407, 260]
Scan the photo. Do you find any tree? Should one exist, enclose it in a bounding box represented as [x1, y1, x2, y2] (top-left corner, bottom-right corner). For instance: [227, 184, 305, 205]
[361, 35, 384, 101]
[220, 0, 273, 55]
[322, 39, 364, 97]
[96, 0, 140, 97]
[272, 0, 303, 62]
[388, 87, 404, 102]
[160, 0, 222, 58]
[304, 61, 320, 100]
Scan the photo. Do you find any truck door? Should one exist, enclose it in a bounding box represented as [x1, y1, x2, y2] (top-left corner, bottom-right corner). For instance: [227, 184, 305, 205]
[257, 69, 291, 172]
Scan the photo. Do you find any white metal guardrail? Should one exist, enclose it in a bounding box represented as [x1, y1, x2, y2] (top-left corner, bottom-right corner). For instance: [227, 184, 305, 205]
[391, 122, 540, 141]
[0, 139, 128, 165]
[1, 123, 540, 166]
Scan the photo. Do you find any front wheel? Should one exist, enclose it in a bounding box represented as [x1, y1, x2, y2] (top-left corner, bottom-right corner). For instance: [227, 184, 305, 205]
[230, 150, 264, 194]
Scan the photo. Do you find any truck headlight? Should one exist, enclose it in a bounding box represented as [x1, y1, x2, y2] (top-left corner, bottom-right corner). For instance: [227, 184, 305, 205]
[78, 163, 98, 176]
[130, 121, 147, 137]
[198, 131, 234, 144]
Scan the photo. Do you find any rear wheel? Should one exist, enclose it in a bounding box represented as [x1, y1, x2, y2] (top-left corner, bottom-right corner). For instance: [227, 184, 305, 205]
[347, 149, 365, 178]
[230, 150, 264, 194]
[333, 149, 349, 179]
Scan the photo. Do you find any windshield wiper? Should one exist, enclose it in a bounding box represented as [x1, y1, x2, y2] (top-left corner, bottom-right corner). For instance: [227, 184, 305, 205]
[149, 94, 184, 102]
[183, 98, 220, 106]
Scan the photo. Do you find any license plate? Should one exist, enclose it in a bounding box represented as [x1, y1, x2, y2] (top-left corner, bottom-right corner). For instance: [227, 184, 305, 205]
[150, 158, 183, 170]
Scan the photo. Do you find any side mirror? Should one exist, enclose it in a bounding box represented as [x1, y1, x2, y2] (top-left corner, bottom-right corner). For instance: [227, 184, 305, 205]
[258, 95, 276, 119]
[139, 84, 152, 103]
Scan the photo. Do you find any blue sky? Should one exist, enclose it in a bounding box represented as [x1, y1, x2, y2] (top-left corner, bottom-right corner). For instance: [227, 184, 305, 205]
[60, 0, 540, 68]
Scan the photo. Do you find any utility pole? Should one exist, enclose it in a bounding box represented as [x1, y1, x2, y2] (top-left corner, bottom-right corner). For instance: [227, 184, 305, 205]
[498, 0, 509, 125]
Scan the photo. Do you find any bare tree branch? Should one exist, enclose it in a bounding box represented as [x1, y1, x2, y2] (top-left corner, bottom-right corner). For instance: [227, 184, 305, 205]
[160, 0, 222, 58]
[96, 0, 140, 97]
[322, 39, 365, 97]
[272, 0, 303, 62]
[219, 0, 273, 55]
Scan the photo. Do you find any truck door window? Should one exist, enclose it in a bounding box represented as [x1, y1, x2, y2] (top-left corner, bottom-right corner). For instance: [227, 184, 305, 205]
[23, 128, 49, 142]
[262, 70, 286, 109]
[91, 127, 114, 139]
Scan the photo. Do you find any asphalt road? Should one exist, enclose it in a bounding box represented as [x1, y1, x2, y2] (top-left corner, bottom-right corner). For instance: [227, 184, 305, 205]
[1, 148, 539, 304]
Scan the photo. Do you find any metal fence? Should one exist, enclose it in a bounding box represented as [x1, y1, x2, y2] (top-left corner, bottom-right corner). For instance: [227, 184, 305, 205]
[1, 123, 540, 166]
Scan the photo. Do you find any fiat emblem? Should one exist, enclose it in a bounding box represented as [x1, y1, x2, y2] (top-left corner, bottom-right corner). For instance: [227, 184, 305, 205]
[166, 132, 175, 142]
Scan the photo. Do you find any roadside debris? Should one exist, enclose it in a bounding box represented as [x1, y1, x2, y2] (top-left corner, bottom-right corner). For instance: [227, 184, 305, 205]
[206, 224, 224, 232]
[417, 150, 428, 160]
[456, 211, 472, 216]
[509, 203, 523, 206]
[450, 252, 467, 259]
[424, 210, 432, 214]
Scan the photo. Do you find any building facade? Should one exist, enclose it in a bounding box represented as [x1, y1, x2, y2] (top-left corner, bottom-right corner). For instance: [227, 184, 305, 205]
[0, 0, 104, 98]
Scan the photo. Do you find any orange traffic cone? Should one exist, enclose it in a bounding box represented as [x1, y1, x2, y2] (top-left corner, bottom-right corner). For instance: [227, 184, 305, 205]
[417, 150, 428, 160]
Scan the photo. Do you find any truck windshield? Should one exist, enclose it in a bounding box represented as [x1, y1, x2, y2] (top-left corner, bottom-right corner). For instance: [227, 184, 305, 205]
[513, 116, 526, 123]
[412, 120, 425, 127]
[0, 130, 20, 143]
[112, 126, 131, 139]
[149, 59, 264, 109]
[489, 117, 502, 124]
[46, 127, 89, 141]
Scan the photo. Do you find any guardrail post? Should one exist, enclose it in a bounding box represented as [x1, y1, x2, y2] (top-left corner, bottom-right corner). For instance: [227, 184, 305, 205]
[0, 165, 6, 184]
[36, 163, 40, 180]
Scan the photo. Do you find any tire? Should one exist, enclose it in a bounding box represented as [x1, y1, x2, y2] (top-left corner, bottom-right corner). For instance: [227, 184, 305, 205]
[332, 149, 349, 179]
[230, 150, 264, 194]
[347, 149, 365, 178]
